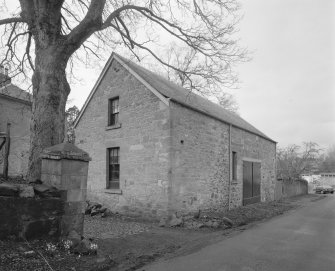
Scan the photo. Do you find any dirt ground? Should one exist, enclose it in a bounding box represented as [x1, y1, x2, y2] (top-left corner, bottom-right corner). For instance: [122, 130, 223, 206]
[0, 194, 327, 271]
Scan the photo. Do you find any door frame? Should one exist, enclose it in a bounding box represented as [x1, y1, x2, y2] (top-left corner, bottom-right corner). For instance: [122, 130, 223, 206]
[242, 158, 261, 206]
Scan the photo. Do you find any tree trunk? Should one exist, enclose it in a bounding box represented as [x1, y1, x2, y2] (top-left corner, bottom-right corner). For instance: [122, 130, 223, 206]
[3, 123, 10, 178]
[27, 49, 70, 182]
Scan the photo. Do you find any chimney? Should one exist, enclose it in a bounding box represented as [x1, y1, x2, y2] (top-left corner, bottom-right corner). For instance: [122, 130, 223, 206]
[0, 65, 11, 87]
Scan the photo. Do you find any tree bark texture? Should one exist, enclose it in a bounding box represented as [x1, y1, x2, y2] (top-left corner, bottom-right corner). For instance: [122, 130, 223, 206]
[3, 123, 11, 178]
[27, 49, 70, 181]
[18, 0, 72, 181]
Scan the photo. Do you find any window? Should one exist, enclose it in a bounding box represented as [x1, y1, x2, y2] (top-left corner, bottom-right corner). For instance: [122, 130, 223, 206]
[108, 97, 119, 126]
[232, 151, 237, 181]
[107, 147, 120, 189]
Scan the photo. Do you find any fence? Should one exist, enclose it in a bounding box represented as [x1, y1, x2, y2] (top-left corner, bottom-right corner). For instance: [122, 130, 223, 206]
[274, 179, 308, 200]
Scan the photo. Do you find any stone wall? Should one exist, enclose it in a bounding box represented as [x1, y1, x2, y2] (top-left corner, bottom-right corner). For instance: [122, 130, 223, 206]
[275, 179, 308, 199]
[169, 101, 230, 213]
[75, 59, 171, 218]
[0, 191, 63, 240]
[274, 180, 284, 200]
[0, 96, 31, 176]
[0, 143, 90, 240]
[75, 59, 276, 218]
[230, 127, 277, 208]
[0, 197, 63, 240]
[169, 102, 276, 214]
[41, 143, 90, 236]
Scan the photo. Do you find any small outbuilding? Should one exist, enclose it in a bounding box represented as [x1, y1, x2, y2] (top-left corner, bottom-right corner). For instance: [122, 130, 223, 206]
[0, 67, 31, 177]
[75, 53, 276, 218]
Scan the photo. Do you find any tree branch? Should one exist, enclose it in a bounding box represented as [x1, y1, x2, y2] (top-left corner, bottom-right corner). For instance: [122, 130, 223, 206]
[110, 23, 195, 84]
[65, 0, 106, 51]
[116, 16, 134, 49]
[25, 32, 34, 71]
[0, 17, 25, 26]
[102, 5, 151, 29]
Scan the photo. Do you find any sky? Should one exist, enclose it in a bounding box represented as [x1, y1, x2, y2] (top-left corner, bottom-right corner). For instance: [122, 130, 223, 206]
[234, 0, 335, 148]
[2, 0, 335, 149]
[67, 0, 335, 149]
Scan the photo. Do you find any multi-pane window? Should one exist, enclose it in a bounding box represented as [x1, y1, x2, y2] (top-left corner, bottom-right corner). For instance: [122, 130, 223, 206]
[108, 97, 119, 126]
[108, 147, 120, 189]
[232, 151, 237, 181]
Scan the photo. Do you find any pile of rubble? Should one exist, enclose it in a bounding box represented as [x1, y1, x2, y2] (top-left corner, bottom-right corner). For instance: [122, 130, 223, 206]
[0, 181, 61, 199]
[159, 210, 234, 230]
[85, 201, 115, 218]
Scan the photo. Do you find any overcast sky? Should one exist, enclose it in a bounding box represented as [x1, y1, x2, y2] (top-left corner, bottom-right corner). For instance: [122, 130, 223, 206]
[3, 1, 334, 149]
[66, 0, 335, 149]
[233, 0, 335, 148]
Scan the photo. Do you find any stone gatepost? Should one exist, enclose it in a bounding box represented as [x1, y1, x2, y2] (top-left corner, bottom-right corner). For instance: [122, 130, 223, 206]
[41, 142, 91, 237]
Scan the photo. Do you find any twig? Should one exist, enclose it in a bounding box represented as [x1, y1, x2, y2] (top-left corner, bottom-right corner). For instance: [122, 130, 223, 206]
[24, 238, 55, 271]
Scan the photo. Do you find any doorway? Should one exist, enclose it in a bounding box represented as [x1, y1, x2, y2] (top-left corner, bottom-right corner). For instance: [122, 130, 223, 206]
[243, 161, 261, 205]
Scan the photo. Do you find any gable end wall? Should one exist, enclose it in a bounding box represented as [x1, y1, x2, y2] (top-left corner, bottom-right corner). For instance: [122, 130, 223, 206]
[75, 59, 171, 218]
[0, 98, 31, 176]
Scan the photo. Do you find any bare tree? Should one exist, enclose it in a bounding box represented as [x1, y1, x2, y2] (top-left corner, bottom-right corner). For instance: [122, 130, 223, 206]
[277, 142, 322, 181]
[318, 145, 335, 173]
[0, 0, 247, 181]
[161, 46, 240, 113]
[217, 93, 239, 113]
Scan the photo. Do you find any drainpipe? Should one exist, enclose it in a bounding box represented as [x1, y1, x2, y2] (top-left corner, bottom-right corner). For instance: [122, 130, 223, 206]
[228, 124, 232, 211]
[167, 98, 173, 217]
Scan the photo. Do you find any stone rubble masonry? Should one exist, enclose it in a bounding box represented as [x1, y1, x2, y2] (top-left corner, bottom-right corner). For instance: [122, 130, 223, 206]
[41, 142, 91, 236]
[230, 127, 276, 208]
[0, 94, 31, 176]
[0, 196, 64, 240]
[169, 102, 276, 213]
[76, 59, 171, 219]
[169, 102, 230, 213]
[75, 59, 277, 219]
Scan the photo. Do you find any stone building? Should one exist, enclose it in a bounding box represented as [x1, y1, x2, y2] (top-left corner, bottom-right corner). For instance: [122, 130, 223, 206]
[0, 68, 31, 177]
[75, 53, 277, 218]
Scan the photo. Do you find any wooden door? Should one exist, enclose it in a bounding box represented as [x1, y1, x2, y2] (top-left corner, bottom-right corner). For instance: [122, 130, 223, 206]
[243, 161, 261, 205]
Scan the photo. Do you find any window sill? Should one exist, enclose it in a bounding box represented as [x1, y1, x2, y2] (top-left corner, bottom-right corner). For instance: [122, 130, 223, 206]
[231, 180, 238, 185]
[105, 123, 122, 130]
[104, 189, 122, 195]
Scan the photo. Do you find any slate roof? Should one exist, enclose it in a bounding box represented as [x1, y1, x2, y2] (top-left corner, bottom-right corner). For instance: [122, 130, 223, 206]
[115, 54, 275, 142]
[0, 83, 32, 104]
[76, 53, 275, 142]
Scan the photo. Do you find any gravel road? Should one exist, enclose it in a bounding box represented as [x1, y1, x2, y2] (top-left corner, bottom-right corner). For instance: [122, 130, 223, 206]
[84, 215, 152, 239]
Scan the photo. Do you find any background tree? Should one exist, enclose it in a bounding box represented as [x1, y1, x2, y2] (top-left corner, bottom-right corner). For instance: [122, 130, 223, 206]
[65, 105, 80, 143]
[318, 145, 335, 173]
[217, 93, 239, 114]
[0, 0, 247, 181]
[161, 46, 240, 113]
[276, 142, 322, 181]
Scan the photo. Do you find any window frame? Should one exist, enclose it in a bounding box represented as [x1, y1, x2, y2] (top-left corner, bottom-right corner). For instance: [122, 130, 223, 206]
[232, 151, 237, 181]
[108, 97, 119, 126]
[107, 147, 120, 189]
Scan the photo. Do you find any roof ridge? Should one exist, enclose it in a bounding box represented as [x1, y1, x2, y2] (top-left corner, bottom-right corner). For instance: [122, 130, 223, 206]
[115, 54, 274, 142]
[75, 52, 275, 143]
